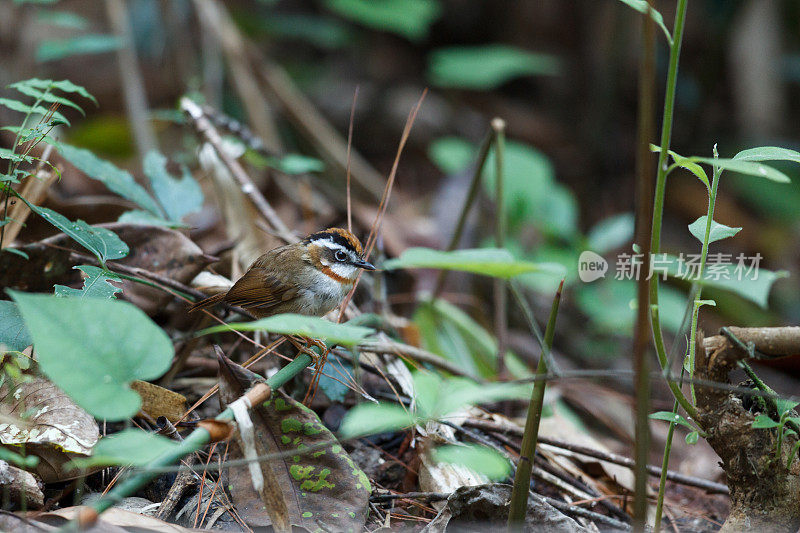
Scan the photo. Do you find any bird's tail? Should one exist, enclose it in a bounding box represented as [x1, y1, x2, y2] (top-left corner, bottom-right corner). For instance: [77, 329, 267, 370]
[188, 292, 227, 314]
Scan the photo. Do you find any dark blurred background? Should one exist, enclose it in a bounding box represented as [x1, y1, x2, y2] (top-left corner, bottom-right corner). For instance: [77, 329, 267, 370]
[2, 0, 800, 391]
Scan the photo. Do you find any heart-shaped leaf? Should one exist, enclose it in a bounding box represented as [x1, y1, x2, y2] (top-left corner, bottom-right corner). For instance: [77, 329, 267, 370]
[688, 216, 742, 244]
[10, 292, 173, 421]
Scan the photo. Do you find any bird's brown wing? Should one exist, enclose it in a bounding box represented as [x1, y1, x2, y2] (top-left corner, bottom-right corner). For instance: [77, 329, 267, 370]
[223, 247, 300, 312]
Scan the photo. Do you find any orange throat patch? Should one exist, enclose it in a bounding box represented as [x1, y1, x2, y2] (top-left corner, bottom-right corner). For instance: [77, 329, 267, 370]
[319, 265, 354, 284]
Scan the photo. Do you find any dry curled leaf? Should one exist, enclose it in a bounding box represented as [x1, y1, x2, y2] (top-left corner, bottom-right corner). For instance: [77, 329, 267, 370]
[0, 376, 99, 482]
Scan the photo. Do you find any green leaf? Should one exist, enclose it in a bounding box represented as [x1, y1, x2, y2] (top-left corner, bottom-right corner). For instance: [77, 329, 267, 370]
[428, 137, 475, 174]
[775, 399, 799, 417]
[271, 154, 326, 174]
[587, 213, 634, 254]
[37, 10, 89, 30]
[338, 403, 416, 437]
[0, 301, 32, 352]
[9, 82, 85, 115]
[54, 265, 122, 299]
[662, 254, 786, 308]
[433, 444, 511, 481]
[384, 247, 565, 280]
[117, 209, 175, 227]
[687, 216, 742, 244]
[317, 353, 351, 402]
[0, 97, 71, 126]
[671, 153, 710, 190]
[413, 371, 531, 419]
[751, 414, 780, 429]
[325, 0, 441, 41]
[685, 431, 699, 445]
[22, 78, 97, 105]
[616, 0, 672, 43]
[2, 247, 29, 259]
[143, 151, 203, 221]
[58, 144, 161, 215]
[10, 292, 174, 421]
[690, 157, 791, 183]
[0, 447, 39, 470]
[428, 45, 559, 89]
[84, 429, 181, 466]
[200, 314, 374, 347]
[260, 14, 355, 49]
[733, 146, 800, 164]
[36, 34, 122, 62]
[26, 204, 128, 266]
[649, 411, 695, 429]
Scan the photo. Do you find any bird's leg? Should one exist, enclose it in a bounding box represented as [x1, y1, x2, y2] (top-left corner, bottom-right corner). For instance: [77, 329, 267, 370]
[286, 336, 330, 406]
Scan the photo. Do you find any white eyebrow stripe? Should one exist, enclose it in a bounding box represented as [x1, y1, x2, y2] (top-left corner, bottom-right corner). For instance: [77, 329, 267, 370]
[312, 239, 349, 253]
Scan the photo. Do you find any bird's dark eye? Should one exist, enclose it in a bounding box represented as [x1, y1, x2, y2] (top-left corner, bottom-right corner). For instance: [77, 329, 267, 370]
[335, 250, 347, 262]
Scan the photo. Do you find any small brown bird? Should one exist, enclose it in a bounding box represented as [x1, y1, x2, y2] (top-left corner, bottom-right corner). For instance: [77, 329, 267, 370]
[189, 228, 375, 318]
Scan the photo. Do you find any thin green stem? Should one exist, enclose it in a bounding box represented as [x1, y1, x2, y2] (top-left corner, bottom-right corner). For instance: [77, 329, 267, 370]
[493, 118, 507, 377]
[653, 398, 678, 532]
[507, 279, 563, 530]
[648, 0, 697, 421]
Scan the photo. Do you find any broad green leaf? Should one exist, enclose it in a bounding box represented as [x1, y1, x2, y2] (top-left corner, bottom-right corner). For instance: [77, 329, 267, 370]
[58, 144, 161, 215]
[649, 411, 695, 429]
[19, 78, 97, 105]
[36, 34, 122, 62]
[116, 210, 174, 227]
[84, 429, 180, 466]
[2, 248, 29, 259]
[687, 216, 742, 244]
[54, 265, 122, 299]
[616, 0, 672, 43]
[200, 314, 374, 347]
[26, 204, 128, 266]
[383, 247, 564, 280]
[587, 213, 634, 254]
[685, 431, 699, 445]
[325, 0, 441, 41]
[0, 97, 70, 126]
[663, 254, 786, 308]
[433, 444, 511, 481]
[412, 371, 531, 419]
[733, 146, 800, 164]
[317, 353, 351, 402]
[690, 157, 791, 183]
[0, 301, 32, 352]
[143, 151, 203, 221]
[775, 399, 799, 417]
[338, 403, 416, 437]
[428, 45, 559, 89]
[37, 10, 89, 30]
[751, 414, 780, 429]
[260, 14, 355, 49]
[10, 292, 174, 421]
[428, 137, 475, 174]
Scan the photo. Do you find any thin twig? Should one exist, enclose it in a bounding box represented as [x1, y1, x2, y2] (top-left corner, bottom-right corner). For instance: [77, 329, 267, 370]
[181, 97, 296, 244]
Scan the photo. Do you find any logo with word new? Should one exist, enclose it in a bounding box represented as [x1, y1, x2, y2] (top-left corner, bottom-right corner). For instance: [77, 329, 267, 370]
[578, 251, 607, 282]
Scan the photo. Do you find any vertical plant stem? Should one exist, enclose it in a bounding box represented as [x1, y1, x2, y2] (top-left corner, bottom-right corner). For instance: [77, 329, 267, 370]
[648, 0, 697, 421]
[507, 279, 564, 529]
[653, 398, 678, 531]
[492, 118, 508, 377]
[633, 1, 656, 528]
[432, 128, 495, 300]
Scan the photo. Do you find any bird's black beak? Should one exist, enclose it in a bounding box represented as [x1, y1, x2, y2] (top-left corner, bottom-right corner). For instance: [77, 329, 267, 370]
[355, 259, 376, 271]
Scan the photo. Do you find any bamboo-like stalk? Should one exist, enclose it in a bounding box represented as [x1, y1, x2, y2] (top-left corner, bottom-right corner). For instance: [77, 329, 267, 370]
[507, 279, 564, 529]
[63, 351, 315, 531]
